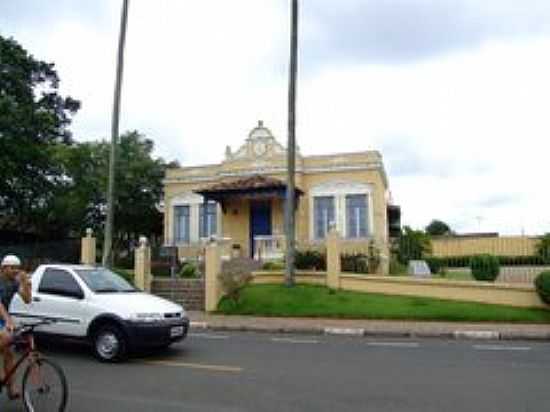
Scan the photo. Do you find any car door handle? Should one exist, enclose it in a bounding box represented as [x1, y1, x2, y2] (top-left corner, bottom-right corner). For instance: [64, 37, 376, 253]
[32, 297, 41, 302]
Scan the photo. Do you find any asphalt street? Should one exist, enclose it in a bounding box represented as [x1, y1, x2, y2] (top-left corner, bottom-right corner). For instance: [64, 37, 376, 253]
[2, 332, 549, 411]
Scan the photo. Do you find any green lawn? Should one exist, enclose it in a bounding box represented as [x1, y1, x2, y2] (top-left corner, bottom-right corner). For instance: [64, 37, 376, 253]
[217, 284, 550, 323]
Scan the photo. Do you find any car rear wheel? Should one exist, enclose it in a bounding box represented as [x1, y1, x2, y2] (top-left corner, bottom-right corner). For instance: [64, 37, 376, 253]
[93, 325, 128, 362]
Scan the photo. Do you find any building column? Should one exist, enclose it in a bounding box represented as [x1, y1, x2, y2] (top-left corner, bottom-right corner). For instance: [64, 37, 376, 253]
[205, 240, 222, 312]
[81, 228, 96, 265]
[326, 225, 341, 289]
[135, 236, 152, 292]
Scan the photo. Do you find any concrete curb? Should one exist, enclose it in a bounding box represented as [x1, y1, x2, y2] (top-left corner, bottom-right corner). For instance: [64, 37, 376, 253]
[453, 331, 500, 340]
[324, 327, 365, 336]
[189, 323, 550, 341]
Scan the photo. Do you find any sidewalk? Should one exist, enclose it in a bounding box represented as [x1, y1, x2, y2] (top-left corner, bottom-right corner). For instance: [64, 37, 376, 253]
[188, 311, 550, 341]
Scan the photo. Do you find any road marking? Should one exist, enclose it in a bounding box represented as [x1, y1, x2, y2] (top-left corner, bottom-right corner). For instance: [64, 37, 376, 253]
[271, 337, 319, 344]
[143, 360, 243, 373]
[189, 333, 229, 339]
[324, 327, 365, 336]
[366, 341, 420, 348]
[454, 330, 500, 340]
[473, 345, 532, 352]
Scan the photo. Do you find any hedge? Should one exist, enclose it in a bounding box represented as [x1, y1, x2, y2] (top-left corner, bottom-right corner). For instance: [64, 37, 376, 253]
[424, 255, 546, 268]
[535, 271, 550, 304]
[470, 254, 500, 282]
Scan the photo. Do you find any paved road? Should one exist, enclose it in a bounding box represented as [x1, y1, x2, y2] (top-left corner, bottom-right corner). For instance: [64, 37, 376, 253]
[3, 332, 550, 411]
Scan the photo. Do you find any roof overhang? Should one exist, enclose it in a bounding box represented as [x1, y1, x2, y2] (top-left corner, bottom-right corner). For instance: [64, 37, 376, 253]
[194, 175, 303, 213]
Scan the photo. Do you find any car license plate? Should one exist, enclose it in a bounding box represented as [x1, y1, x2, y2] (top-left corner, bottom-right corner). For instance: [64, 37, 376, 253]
[170, 326, 184, 337]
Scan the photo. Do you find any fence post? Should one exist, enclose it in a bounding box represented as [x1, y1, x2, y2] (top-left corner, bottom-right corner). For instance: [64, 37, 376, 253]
[134, 236, 152, 292]
[378, 240, 390, 275]
[326, 225, 341, 289]
[81, 228, 97, 265]
[205, 240, 222, 312]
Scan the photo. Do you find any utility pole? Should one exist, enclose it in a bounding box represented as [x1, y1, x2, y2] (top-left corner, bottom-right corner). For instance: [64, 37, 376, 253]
[103, 0, 129, 267]
[284, 0, 299, 287]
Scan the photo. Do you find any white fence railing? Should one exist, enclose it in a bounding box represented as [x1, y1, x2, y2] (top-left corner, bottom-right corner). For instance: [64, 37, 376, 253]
[254, 235, 286, 261]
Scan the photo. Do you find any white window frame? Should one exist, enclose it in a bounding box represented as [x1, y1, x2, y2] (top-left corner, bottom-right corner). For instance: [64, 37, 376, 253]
[313, 196, 336, 240]
[199, 202, 218, 239]
[173, 205, 191, 244]
[309, 181, 374, 242]
[345, 194, 369, 239]
[169, 192, 221, 245]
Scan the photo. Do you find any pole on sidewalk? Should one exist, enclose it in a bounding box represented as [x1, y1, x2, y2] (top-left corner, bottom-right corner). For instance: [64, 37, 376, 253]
[103, 0, 129, 268]
[284, 0, 299, 287]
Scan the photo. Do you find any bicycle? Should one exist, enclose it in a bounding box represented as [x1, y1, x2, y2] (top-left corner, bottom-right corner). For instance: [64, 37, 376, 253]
[0, 318, 68, 411]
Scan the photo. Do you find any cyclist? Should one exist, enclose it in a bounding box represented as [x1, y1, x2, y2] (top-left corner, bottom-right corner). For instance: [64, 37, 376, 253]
[0, 254, 32, 400]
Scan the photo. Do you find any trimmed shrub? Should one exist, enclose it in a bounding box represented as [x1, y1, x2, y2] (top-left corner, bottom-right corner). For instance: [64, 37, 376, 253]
[218, 269, 253, 306]
[534, 271, 550, 304]
[295, 250, 326, 271]
[341, 253, 369, 274]
[429, 255, 545, 268]
[178, 262, 199, 278]
[262, 261, 285, 271]
[470, 254, 500, 282]
[536, 234, 550, 264]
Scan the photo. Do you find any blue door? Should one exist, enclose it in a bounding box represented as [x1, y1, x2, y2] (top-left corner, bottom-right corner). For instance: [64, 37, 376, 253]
[250, 201, 272, 258]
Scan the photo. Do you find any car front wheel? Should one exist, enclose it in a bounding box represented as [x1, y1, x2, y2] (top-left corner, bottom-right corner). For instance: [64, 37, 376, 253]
[93, 325, 128, 362]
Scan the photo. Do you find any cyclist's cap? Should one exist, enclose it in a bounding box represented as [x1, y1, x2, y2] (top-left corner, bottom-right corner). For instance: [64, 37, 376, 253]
[1, 254, 21, 266]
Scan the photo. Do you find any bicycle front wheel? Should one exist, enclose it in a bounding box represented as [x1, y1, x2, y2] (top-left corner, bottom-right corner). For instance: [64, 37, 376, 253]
[22, 358, 68, 412]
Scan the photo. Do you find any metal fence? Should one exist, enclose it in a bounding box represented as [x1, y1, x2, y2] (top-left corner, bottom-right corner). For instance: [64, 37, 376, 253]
[0, 239, 81, 270]
[393, 234, 550, 284]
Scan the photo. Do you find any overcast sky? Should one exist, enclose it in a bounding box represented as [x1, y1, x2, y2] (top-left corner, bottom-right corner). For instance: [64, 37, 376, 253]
[2, 0, 549, 235]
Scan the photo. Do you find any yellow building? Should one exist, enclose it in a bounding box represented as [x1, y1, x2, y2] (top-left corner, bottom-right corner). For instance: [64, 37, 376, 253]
[163, 121, 392, 273]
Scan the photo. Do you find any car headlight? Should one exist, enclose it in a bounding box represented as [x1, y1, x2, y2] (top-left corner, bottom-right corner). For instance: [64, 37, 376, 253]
[128, 313, 164, 323]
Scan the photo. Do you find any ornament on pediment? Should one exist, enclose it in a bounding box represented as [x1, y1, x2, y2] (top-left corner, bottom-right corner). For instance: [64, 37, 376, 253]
[225, 120, 301, 163]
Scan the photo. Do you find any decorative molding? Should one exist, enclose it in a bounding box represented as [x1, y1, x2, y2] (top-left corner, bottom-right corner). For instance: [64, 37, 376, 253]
[170, 192, 204, 206]
[309, 181, 375, 241]
[164, 164, 386, 185]
[309, 181, 373, 196]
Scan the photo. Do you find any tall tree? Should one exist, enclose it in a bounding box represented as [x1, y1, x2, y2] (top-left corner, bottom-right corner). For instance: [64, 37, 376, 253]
[57, 131, 167, 255]
[425, 219, 452, 236]
[0, 35, 80, 236]
[284, 0, 299, 287]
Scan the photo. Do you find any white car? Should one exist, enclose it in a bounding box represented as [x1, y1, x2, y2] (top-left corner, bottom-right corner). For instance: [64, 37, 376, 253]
[10, 264, 189, 362]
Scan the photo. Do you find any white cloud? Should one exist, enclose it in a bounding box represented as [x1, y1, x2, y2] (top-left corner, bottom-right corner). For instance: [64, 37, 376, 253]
[1, 1, 549, 235]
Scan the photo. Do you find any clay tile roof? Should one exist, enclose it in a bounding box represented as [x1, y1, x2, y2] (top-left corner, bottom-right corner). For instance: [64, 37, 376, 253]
[196, 175, 302, 194]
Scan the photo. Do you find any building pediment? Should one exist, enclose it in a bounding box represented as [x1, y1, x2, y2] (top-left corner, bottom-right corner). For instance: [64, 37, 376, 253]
[224, 121, 300, 163]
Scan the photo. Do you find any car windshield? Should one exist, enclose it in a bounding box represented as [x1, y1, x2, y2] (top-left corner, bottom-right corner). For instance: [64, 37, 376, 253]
[75, 268, 137, 293]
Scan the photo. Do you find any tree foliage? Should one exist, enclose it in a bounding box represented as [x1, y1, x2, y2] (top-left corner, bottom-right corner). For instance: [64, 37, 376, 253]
[397, 226, 432, 264]
[425, 219, 452, 236]
[56, 131, 168, 252]
[536, 234, 550, 264]
[0, 35, 80, 234]
[1, 35, 176, 256]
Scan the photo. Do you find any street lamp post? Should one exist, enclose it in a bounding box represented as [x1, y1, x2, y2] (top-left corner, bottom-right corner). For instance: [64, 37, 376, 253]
[103, 0, 129, 267]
